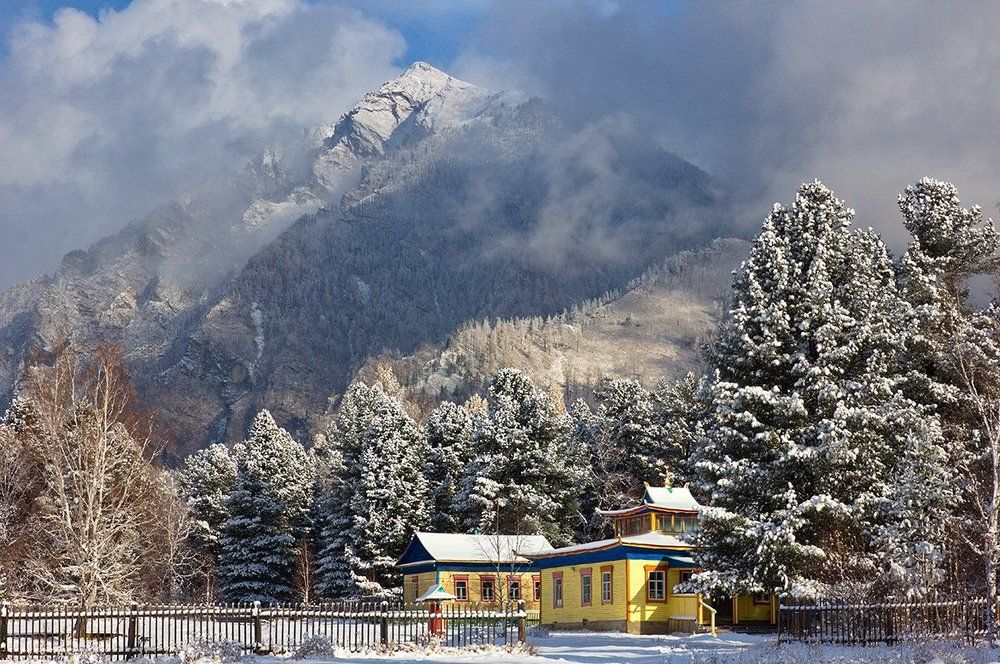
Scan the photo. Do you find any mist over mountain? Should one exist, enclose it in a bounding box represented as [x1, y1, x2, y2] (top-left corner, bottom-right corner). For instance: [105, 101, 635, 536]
[0, 63, 737, 457]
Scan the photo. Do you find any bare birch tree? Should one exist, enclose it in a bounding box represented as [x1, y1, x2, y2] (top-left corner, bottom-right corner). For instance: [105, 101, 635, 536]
[149, 472, 197, 602]
[19, 345, 164, 606]
[951, 311, 1000, 634]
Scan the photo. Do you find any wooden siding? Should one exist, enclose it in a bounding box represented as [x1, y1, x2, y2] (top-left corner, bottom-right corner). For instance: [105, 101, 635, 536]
[404, 569, 542, 610]
[538, 558, 703, 629]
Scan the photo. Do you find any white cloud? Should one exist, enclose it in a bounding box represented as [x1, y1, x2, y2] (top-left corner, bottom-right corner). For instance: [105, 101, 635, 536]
[451, 0, 1000, 245]
[0, 0, 406, 285]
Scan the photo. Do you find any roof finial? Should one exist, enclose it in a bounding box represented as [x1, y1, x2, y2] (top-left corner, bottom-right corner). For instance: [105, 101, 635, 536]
[664, 472, 672, 489]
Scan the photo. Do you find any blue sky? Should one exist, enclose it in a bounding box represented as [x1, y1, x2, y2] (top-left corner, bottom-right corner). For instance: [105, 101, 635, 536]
[0, 0, 485, 64]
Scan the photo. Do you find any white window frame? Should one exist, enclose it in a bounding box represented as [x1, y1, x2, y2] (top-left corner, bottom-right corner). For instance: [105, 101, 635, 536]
[647, 570, 666, 601]
[601, 571, 612, 603]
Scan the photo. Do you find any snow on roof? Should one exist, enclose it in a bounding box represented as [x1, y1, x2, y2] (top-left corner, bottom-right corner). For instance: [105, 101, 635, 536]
[596, 485, 702, 516]
[643, 486, 702, 512]
[416, 583, 456, 602]
[400, 532, 554, 566]
[527, 532, 690, 558]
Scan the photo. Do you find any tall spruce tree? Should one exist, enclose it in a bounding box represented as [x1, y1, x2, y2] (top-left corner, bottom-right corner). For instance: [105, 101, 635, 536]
[314, 383, 429, 598]
[217, 410, 313, 603]
[424, 401, 473, 532]
[178, 444, 237, 562]
[690, 181, 947, 599]
[456, 369, 586, 546]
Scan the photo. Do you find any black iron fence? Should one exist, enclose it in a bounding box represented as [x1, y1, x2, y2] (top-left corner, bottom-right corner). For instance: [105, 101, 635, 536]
[778, 597, 992, 645]
[0, 600, 528, 659]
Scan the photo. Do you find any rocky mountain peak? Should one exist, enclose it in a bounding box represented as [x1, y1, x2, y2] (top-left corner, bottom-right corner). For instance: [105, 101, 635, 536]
[310, 63, 487, 190]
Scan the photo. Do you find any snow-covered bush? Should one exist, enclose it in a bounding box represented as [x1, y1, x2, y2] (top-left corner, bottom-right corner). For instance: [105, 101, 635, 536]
[176, 639, 248, 664]
[63, 650, 112, 664]
[290, 635, 337, 660]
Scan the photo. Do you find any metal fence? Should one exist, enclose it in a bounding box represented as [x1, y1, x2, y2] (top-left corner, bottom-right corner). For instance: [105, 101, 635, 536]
[778, 597, 992, 645]
[0, 600, 528, 659]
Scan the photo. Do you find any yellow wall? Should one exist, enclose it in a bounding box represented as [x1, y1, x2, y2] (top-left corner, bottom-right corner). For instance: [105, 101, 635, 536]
[403, 571, 439, 603]
[539, 561, 628, 625]
[734, 594, 774, 623]
[404, 569, 542, 609]
[538, 558, 702, 627]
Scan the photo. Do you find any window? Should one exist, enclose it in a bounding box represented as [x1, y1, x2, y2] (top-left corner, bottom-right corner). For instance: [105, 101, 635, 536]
[481, 578, 495, 602]
[601, 568, 613, 604]
[647, 570, 666, 601]
[580, 569, 592, 606]
[533, 576, 541, 601]
[509, 579, 521, 600]
[455, 578, 468, 601]
[620, 514, 653, 536]
[553, 572, 563, 608]
[752, 593, 771, 606]
[674, 570, 696, 596]
[410, 576, 419, 601]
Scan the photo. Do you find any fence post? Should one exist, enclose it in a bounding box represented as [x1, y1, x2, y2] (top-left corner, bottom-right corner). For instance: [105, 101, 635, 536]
[517, 599, 526, 644]
[0, 603, 8, 660]
[776, 602, 782, 645]
[379, 601, 389, 648]
[126, 602, 139, 658]
[252, 602, 264, 655]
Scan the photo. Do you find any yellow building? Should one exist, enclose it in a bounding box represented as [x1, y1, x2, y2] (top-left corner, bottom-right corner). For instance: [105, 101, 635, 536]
[396, 532, 552, 610]
[525, 485, 777, 633]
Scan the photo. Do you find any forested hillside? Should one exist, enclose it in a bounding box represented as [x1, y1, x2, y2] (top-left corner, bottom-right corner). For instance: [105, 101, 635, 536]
[358, 238, 748, 413]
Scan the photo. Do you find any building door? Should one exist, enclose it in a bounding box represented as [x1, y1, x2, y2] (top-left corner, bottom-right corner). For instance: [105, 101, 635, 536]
[712, 596, 734, 623]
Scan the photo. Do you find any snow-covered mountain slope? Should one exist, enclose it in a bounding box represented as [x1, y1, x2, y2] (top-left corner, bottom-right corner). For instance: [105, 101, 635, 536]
[0, 63, 736, 458]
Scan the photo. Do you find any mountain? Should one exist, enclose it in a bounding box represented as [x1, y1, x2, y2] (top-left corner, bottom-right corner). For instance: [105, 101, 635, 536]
[0, 63, 737, 458]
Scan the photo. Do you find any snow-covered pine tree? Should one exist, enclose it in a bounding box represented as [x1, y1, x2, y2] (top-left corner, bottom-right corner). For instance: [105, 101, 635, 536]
[314, 383, 429, 598]
[654, 373, 707, 487]
[594, 377, 676, 491]
[178, 444, 237, 560]
[217, 410, 314, 603]
[690, 181, 946, 600]
[568, 399, 610, 540]
[871, 416, 958, 597]
[424, 401, 473, 532]
[899, 177, 999, 410]
[456, 369, 586, 546]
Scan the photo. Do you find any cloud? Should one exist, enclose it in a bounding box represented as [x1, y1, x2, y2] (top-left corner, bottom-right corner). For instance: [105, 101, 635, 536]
[0, 0, 405, 287]
[450, 0, 1000, 246]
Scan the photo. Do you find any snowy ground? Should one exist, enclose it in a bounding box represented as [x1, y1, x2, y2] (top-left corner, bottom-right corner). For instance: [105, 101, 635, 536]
[256, 631, 765, 663]
[252, 631, 1000, 664]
